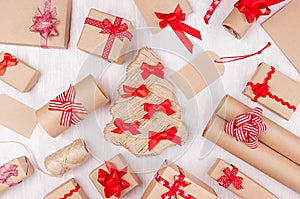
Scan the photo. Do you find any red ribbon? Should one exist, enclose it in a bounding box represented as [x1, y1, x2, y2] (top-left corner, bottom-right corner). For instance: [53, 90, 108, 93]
[0, 164, 18, 187]
[204, 0, 222, 24]
[224, 107, 267, 149]
[84, 17, 133, 61]
[155, 166, 196, 199]
[234, 0, 285, 23]
[29, 0, 58, 48]
[148, 126, 181, 151]
[140, 62, 165, 80]
[247, 66, 297, 111]
[217, 166, 243, 190]
[0, 53, 17, 76]
[97, 161, 130, 198]
[143, 99, 175, 119]
[111, 118, 141, 135]
[48, 85, 87, 127]
[59, 183, 81, 199]
[155, 4, 202, 53]
[121, 84, 150, 98]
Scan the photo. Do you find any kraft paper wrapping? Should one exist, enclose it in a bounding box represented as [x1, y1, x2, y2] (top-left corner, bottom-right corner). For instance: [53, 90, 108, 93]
[44, 178, 88, 199]
[141, 161, 217, 199]
[0, 0, 72, 49]
[0, 156, 34, 193]
[244, 62, 300, 120]
[77, 8, 133, 64]
[0, 52, 39, 92]
[208, 158, 278, 199]
[203, 95, 300, 193]
[44, 139, 90, 176]
[133, 0, 192, 33]
[0, 94, 38, 138]
[89, 154, 139, 199]
[223, 8, 253, 39]
[262, 0, 300, 73]
[171, 51, 224, 99]
[36, 75, 109, 138]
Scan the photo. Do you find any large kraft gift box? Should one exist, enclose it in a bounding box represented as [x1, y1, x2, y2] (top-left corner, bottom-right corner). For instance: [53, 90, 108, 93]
[89, 154, 139, 199]
[141, 161, 217, 199]
[203, 95, 300, 193]
[244, 62, 300, 120]
[208, 158, 278, 199]
[0, 156, 34, 193]
[77, 8, 133, 64]
[0, 0, 72, 48]
[262, 0, 300, 73]
[44, 178, 88, 199]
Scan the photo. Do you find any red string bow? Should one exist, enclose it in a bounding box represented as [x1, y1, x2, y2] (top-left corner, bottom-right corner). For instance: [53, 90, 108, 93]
[48, 85, 87, 127]
[155, 4, 202, 53]
[121, 84, 150, 98]
[148, 126, 181, 151]
[0, 164, 18, 187]
[224, 107, 267, 149]
[111, 118, 141, 135]
[0, 53, 17, 76]
[97, 161, 130, 198]
[234, 0, 285, 23]
[143, 99, 175, 119]
[217, 166, 243, 190]
[140, 62, 164, 80]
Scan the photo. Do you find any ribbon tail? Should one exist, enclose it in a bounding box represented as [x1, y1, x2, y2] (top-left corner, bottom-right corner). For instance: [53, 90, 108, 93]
[174, 29, 194, 53]
[179, 22, 202, 40]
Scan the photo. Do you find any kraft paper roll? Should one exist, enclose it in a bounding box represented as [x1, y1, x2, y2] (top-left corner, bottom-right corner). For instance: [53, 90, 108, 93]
[36, 75, 110, 138]
[44, 139, 90, 176]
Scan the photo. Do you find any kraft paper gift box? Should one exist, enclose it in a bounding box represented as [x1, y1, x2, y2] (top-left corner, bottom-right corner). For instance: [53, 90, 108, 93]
[89, 154, 139, 199]
[0, 0, 72, 49]
[244, 62, 300, 120]
[44, 178, 88, 199]
[77, 8, 134, 64]
[0, 156, 34, 193]
[262, 0, 300, 73]
[203, 95, 300, 193]
[208, 158, 278, 199]
[141, 161, 217, 199]
[0, 52, 39, 92]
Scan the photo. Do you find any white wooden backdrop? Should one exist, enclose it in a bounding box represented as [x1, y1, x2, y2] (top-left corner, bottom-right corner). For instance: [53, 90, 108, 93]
[0, 0, 299, 198]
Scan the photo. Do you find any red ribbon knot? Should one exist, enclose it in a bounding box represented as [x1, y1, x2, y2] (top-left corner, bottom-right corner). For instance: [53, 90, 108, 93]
[0, 53, 18, 76]
[121, 84, 150, 98]
[140, 62, 165, 80]
[112, 118, 141, 135]
[148, 126, 181, 151]
[0, 164, 18, 187]
[155, 4, 201, 53]
[143, 99, 175, 119]
[217, 166, 243, 190]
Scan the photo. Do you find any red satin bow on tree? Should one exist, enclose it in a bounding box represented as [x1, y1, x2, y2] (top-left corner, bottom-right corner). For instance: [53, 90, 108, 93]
[217, 166, 243, 190]
[111, 118, 141, 135]
[155, 166, 196, 199]
[0, 53, 17, 76]
[224, 107, 267, 149]
[234, 0, 285, 23]
[148, 126, 181, 151]
[48, 85, 87, 127]
[121, 84, 150, 98]
[0, 164, 18, 187]
[143, 99, 175, 119]
[97, 161, 130, 198]
[155, 4, 201, 53]
[140, 62, 165, 80]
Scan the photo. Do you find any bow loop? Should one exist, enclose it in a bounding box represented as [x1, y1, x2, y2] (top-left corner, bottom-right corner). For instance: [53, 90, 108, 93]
[121, 84, 150, 98]
[217, 166, 243, 190]
[0, 53, 18, 76]
[140, 62, 165, 80]
[148, 127, 181, 151]
[143, 99, 175, 119]
[112, 118, 141, 135]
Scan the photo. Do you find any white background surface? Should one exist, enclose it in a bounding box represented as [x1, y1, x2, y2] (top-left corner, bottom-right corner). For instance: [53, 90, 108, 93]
[0, 0, 299, 198]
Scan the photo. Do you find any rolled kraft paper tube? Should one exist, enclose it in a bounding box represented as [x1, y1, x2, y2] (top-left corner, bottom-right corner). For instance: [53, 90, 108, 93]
[44, 139, 90, 176]
[36, 75, 110, 138]
[214, 95, 300, 166]
[223, 8, 253, 39]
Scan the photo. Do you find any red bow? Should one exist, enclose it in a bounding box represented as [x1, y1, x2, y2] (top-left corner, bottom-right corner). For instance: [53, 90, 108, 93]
[234, 0, 285, 23]
[148, 127, 181, 151]
[155, 4, 201, 53]
[0, 53, 17, 76]
[143, 99, 175, 119]
[97, 161, 130, 198]
[224, 107, 267, 149]
[111, 118, 141, 135]
[121, 84, 150, 98]
[217, 166, 243, 190]
[48, 85, 87, 127]
[85, 17, 133, 61]
[140, 62, 164, 80]
[155, 166, 196, 199]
